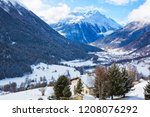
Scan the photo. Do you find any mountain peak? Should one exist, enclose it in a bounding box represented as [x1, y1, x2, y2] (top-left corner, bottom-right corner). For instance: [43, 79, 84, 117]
[52, 9, 122, 44]
[60, 10, 121, 28]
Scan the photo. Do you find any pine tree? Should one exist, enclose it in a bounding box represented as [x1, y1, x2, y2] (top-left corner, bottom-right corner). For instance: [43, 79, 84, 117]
[63, 86, 72, 98]
[120, 68, 133, 97]
[144, 81, 150, 100]
[108, 64, 122, 99]
[108, 64, 133, 99]
[54, 75, 70, 99]
[75, 79, 83, 94]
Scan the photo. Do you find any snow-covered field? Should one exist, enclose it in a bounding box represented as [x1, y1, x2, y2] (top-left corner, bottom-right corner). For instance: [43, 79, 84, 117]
[0, 87, 54, 100]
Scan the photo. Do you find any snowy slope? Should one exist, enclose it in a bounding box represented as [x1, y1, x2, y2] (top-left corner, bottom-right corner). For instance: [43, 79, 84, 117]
[0, 63, 80, 87]
[0, 87, 54, 100]
[123, 80, 148, 100]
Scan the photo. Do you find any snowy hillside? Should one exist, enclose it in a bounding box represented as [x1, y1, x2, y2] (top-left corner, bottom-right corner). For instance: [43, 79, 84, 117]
[0, 63, 80, 87]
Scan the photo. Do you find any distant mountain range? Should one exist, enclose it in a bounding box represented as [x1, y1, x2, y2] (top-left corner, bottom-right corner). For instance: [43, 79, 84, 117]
[51, 10, 121, 44]
[0, 0, 101, 79]
[95, 22, 150, 49]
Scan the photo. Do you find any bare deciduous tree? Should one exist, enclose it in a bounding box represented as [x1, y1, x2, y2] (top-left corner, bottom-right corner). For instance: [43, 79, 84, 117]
[39, 87, 46, 96]
[127, 64, 138, 81]
[94, 66, 109, 100]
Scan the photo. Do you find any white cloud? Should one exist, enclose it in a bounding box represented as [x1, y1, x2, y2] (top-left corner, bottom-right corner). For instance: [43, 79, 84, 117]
[128, 0, 150, 23]
[19, 0, 70, 24]
[105, 0, 137, 5]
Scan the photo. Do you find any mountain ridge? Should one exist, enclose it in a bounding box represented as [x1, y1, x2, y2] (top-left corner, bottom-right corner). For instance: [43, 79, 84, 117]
[95, 21, 150, 49]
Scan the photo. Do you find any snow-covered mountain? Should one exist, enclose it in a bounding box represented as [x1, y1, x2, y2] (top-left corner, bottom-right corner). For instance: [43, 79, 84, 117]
[95, 21, 150, 49]
[51, 10, 122, 43]
[0, 0, 101, 80]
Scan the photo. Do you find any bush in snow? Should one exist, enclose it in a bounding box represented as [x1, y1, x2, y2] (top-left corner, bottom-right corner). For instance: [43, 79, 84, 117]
[3, 84, 11, 92]
[10, 82, 17, 92]
[38, 98, 43, 100]
[3, 82, 17, 92]
[47, 95, 57, 100]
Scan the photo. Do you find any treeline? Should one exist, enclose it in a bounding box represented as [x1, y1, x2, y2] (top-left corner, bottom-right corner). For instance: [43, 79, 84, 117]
[0, 77, 55, 93]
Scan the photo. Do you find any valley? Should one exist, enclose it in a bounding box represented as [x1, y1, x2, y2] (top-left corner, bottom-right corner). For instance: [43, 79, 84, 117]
[0, 0, 150, 100]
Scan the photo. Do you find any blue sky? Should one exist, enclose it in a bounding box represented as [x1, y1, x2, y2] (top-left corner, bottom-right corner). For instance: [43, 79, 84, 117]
[19, 0, 149, 25]
[48, 0, 145, 24]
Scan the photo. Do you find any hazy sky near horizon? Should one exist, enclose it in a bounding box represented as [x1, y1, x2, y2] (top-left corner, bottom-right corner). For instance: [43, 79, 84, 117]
[17, 0, 149, 25]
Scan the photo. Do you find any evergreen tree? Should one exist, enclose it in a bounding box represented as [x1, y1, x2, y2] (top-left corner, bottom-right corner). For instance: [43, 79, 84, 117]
[54, 75, 71, 99]
[108, 64, 133, 99]
[63, 86, 72, 98]
[108, 64, 122, 99]
[75, 79, 83, 94]
[144, 81, 150, 100]
[120, 68, 133, 97]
